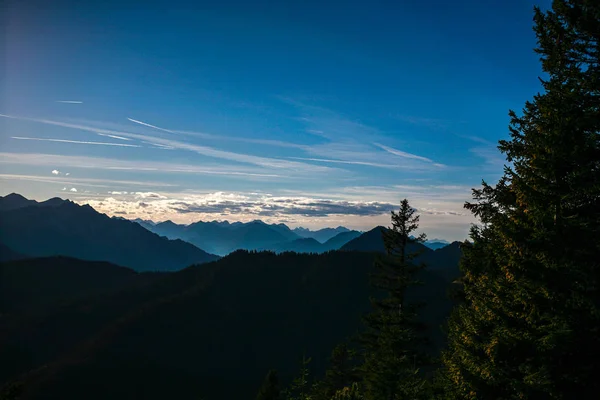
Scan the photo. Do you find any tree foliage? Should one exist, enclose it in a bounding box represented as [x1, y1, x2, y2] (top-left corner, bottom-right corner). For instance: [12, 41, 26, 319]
[358, 199, 432, 400]
[442, 1, 600, 398]
[256, 370, 281, 400]
[311, 344, 359, 400]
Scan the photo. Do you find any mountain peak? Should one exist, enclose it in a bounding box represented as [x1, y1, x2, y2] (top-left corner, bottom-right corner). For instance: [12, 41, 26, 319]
[4, 193, 28, 200]
[40, 197, 67, 207]
[0, 193, 38, 211]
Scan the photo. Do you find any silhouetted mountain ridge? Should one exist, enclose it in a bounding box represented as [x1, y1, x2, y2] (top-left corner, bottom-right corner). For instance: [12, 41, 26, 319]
[138, 219, 359, 255]
[0, 194, 219, 272]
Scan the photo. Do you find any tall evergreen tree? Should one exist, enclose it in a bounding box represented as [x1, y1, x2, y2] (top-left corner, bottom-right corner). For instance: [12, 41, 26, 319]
[284, 355, 314, 400]
[256, 370, 281, 400]
[358, 199, 432, 400]
[311, 344, 359, 400]
[331, 383, 365, 400]
[442, 1, 600, 398]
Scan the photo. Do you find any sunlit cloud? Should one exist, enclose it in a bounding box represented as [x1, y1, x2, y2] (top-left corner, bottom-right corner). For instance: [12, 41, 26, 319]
[73, 188, 476, 240]
[11, 136, 141, 148]
[70, 188, 78, 192]
[51, 169, 60, 175]
[80, 191, 398, 219]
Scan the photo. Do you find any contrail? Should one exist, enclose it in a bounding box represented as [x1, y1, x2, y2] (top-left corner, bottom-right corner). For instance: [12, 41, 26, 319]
[127, 117, 174, 133]
[97, 133, 132, 141]
[374, 143, 433, 163]
[11, 137, 141, 148]
[56, 100, 83, 104]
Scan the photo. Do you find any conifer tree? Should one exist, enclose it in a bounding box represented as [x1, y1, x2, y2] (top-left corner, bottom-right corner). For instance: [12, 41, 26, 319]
[330, 383, 365, 400]
[256, 369, 281, 400]
[442, 1, 600, 398]
[311, 344, 359, 400]
[284, 355, 314, 400]
[358, 199, 432, 400]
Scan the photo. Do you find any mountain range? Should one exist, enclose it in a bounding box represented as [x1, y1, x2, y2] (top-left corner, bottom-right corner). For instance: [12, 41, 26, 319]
[131, 217, 363, 256]
[0, 193, 465, 399]
[0, 194, 460, 273]
[0, 193, 218, 272]
[135, 218, 448, 253]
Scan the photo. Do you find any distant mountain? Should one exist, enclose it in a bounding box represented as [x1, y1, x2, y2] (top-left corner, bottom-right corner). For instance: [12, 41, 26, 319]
[421, 241, 463, 276]
[263, 237, 324, 254]
[424, 238, 451, 250]
[264, 222, 300, 241]
[0, 242, 27, 263]
[340, 226, 388, 253]
[340, 226, 431, 255]
[132, 218, 156, 230]
[137, 219, 300, 256]
[268, 230, 362, 254]
[322, 230, 362, 251]
[293, 226, 351, 243]
[0, 193, 46, 211]
[151, 220, 187, 239]
[0, 194, 219, 271]
[341, 228, 464, 277]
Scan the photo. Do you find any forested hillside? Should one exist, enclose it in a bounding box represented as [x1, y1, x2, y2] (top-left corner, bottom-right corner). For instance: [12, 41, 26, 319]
[0, 248, 460, 400]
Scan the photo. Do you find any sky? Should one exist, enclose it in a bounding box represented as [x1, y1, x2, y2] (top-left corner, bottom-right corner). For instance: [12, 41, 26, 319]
[0, 0, 550, 241]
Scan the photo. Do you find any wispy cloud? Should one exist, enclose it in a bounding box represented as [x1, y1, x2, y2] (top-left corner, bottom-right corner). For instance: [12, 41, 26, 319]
[56, 100, 83, 104]
[300, 142, 447, 172]
[127, 117, 175, 134]
[393, 114, 455, 130]
[0, 152, 286, 180]
[11, 137, 141, 148]
[0, 173, 179, 188]
[373, 143, 435, 163]
[306, 129, 325, 135]
[469, 146, 506, 168]
[0, 114, 334, 174]
[96, 133, 132, 141]
[460, 135, 494, 145]
[288, 156, 391, 168]
[142, 141, 175, 150]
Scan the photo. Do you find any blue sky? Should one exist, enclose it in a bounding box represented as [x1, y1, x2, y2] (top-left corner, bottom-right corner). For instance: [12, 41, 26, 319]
[0, 0, 550, 240]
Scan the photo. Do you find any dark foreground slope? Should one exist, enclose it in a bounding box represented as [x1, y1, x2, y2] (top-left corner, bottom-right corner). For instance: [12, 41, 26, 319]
[0, 243, 27, 263]
[0, 256, 147, 313]
[0, 249, 461, 400]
